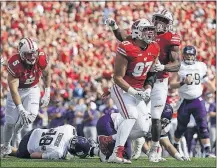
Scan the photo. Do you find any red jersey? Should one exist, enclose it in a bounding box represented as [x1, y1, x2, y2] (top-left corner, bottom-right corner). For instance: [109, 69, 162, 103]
[7, 49, 48, 88]
[156, 31, 181, 79]
[117, 40, 160, 89]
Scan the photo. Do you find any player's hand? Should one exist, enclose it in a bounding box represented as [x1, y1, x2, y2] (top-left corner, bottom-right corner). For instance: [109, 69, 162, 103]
[181, 156, 191, 161]
[128, 87, 151, 102]
[152, 62, 165, 72]
[105, 18, 118, 30]
[40, 88, 50, 107]
[184, 75, 193, 85]
[17, 104, 30, 125]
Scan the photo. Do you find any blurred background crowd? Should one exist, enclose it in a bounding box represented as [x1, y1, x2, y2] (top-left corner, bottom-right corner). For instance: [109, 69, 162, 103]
[1, 1, 216, 157]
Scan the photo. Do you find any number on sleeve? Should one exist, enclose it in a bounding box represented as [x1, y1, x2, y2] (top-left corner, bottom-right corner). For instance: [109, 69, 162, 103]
[12, 60, 20, 66]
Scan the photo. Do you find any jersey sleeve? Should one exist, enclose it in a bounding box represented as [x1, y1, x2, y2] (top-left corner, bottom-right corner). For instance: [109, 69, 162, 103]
[200, 62, 208, 82]
[42, 151, 61, 160]
[117, 42, 128, 57]
[170, 33, 181, 46]
[38, 50, 49, 70]
[7, 57, 21, 78]
[152, 42, 160, 61]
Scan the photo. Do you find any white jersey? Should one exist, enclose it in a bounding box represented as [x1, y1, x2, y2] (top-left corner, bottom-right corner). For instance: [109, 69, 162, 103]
[27, 125, 76, 159]
[178, 61, 207, 100]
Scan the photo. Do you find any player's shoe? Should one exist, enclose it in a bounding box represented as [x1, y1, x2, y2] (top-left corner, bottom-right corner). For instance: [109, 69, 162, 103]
[99, 150, 107, 162]
[1, 145, 12, 157]
[205, 153, 216, 158]
[108, 146, 132, 164]
[98, 135, 113, 155]
[132, 150, 141, 160]
[148, 145, 159, 162]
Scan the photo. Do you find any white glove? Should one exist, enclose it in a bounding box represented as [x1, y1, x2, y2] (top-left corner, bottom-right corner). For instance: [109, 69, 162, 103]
[128, 87, 151, 102]
[105, 18, 118, 30]
[17, 104, 31, 126]
[40, 88, 50, 107]
[174, 152, 191, 161]
[152, 62, 165, 72]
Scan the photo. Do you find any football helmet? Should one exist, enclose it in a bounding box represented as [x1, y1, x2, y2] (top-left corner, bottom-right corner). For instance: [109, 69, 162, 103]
[161, 104, 173, 129]
[182, 46, 197, 65]
[18, 38, 39, 65]
[131, 19, 156, 44]
[152, 9, 173, 33]
[68, 136, 91, 158]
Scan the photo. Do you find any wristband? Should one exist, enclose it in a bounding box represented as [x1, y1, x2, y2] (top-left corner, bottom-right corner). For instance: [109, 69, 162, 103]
[17, 104, 25, 112]
[127, 87, 137, 96]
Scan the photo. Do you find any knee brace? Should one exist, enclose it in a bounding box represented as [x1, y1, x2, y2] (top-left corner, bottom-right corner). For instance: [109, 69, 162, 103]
[151, 119, 162, 141]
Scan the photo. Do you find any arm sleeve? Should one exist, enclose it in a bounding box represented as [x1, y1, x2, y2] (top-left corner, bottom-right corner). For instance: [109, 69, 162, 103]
[143, 72, 157, 88]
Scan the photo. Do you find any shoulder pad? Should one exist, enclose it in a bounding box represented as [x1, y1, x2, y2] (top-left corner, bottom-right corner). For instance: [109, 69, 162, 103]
[170, 32, 181, 46]
[7, 54, 22, 77]
[117, 41, 132, 57]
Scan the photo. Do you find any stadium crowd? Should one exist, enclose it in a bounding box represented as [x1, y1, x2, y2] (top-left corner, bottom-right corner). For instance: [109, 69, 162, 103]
[1, 1, 216, 157]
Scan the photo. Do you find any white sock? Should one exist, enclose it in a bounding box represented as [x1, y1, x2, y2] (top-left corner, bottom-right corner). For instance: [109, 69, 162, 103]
[152, 141, 159, 147]
[203, 143, 211, 148]
[3, 123, 15, 147]
[115, 119, 136, 148]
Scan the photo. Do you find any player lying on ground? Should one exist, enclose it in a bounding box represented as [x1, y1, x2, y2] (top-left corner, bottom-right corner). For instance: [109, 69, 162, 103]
[105, 9, 181, 162]
[8, 125, 99, 160]
[97, 104, 189, 162]
[170, 46, 216, 158]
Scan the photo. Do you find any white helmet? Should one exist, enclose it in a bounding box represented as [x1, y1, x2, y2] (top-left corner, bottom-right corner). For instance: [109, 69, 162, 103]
[131, 19, 156, 44]
[18, 38, 39, 65]
[152, 9, 173, 33]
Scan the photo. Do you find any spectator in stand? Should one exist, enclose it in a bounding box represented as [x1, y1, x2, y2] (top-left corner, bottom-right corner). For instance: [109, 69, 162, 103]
[83, 101, 100, 142]
[102, 98, 119, 115]
[74, 98, 87, 136]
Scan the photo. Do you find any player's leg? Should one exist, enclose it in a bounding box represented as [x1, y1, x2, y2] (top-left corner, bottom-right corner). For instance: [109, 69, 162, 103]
[13, 87, 40, 142]
[132, 137, 145, 159]
[149, 78, 168, 162]
[174, 100, 191, 153]
[1, 93, 19, 157]
[108, 85, 137, 163]
[97, 114, 116, 159]
[192, 98, 215, 158]
[16, 129, 34, 158]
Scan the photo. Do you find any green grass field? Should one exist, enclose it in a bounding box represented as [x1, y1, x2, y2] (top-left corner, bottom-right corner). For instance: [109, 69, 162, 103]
[0, 156, 216, 168]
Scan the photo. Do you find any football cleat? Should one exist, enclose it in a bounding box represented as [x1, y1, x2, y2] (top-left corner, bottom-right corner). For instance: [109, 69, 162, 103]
[205, 153, 216, 158]
[99, 150, 107, 162]
[108, 146, 131, 164]
[1, 145, 12, 157]
[148, 146, 159, 162]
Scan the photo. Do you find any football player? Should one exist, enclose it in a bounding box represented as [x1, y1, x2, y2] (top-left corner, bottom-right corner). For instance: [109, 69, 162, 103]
[105, 9, 181, 162]
[97, 104, 189, 162]
[8, 125, 98, 160]
[1, 38, 51, 157]
[106, 18, 159, 164]
[170, 45, 216, 158]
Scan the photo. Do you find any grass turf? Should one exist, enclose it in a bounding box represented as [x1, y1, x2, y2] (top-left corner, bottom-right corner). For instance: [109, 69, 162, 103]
[0, 156, 216, 167]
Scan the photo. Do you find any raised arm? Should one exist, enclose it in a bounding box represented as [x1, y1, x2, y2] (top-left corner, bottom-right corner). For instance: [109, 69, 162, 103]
[105, 18, 129, 42]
